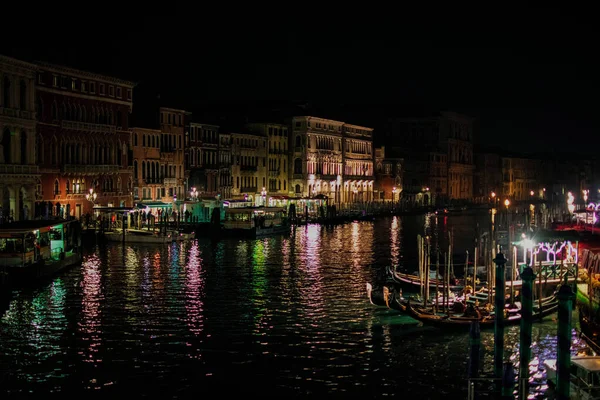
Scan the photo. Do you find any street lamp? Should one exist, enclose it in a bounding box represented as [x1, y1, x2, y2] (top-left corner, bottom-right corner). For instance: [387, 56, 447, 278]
[86, 187, 97, 204]
[190, 187, 198, 201]
[392, 186, 397, 206]
[530, 190, 534, 197]
[504, 199, 510, 210]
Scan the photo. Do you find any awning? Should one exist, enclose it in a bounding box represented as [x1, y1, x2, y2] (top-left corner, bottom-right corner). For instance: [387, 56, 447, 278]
[136, 202, 173, 209]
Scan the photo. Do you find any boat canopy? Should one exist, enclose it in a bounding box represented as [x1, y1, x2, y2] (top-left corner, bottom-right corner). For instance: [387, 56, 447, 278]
[572, 357, 600, 372]
[0, 219, 71, 236]
[135, 202, 173, 209]
[225, 207, 286, 214]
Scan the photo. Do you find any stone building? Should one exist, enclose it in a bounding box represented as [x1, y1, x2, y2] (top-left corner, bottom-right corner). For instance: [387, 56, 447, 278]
[246, 123, 290, 197]
[0, 55, 39, 222]
[217, 132, 233, 199]
[290, 116, 373, 205]
[374, 146, 403, 202]
[187, 122, 219, 196]
[158, 107, 187, 201]
[131, 127, 162, 202]
[35, 61, 135, 219]
[230, 131, 268, 205]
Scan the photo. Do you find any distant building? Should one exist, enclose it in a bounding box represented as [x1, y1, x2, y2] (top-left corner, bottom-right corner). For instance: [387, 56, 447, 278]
[231, 131, 268, 205]
[131, 127, 162, 202]
[35, 61, 135, 219]
[217, 132, 232, 199]
[158, 107, 187, 201]
[501, 156, 542, 200]
[0, 55, 39, 221]
[290, 116, 373, 204]
[374, 146, 403, 202]
[386, 111, 474, 203]
[187, 122, 219, 196]
[473, 153, 502, 201]
[246, 123, 290, 198]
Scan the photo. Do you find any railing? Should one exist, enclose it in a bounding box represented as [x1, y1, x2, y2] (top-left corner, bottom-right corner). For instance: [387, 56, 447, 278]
[0, 164, 39, 175]
[0, 107, 34, 120]
[61, 120, 116, 134]
[62, 164, 120, 174]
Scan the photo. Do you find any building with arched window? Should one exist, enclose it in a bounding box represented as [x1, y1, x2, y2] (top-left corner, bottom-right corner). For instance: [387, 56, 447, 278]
[35, 61, 135, 218]
[0, 55, 39, 222]
[291, 116, 374, 205]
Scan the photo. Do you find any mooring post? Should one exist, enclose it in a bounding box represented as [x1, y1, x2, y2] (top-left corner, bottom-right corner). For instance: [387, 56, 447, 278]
[556, 284, 575, 400]
[468, 321, 480, 379]
[493, 252, 507, 383]
[501, 361, 516, 399]
[519, 266, 535, 399]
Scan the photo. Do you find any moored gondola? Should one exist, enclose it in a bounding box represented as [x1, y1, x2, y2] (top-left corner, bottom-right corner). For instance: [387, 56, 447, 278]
[405, 295, 559, 330]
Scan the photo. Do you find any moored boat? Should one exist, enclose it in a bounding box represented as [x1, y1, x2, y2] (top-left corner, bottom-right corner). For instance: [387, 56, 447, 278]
[543, 356, 600, 399]
[223, 206, 290, 238]
[0, 219, 82, 283]
[102, 228, 194, 243]
[405, 294, 559, 330]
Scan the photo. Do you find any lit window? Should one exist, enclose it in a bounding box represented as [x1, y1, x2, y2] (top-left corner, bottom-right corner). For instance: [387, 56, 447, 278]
[81, 81, 87, 92]
[52, 75, 58, 87]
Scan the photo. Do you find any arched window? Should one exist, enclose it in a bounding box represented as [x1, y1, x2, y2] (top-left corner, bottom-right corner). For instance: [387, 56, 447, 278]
[133, 160, 138, 179]
[21, 130, 27, 164]
[294, 158, 302, 174]
[133, 133, 138, 146]
[143, 135, 146, 147]
[3, 76, 10, 108]
[54, 179, 59, 195]
[284, 180, 286, 191]
[51, 102, 57, 120]
[2, 128, 11, 163]
[295, 184, 301, 194]
[141, 161, 145, 179]
[19, 80, 27, 110]
[65, 179, 70, 194]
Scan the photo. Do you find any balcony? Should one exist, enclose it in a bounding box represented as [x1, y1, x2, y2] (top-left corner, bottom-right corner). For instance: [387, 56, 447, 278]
[61, 120, 116, 134]
[0, 107, 34, 120]
[0, 164, 39, 175]
[62, 164, 120, 175]
[163, 177, 177, 186]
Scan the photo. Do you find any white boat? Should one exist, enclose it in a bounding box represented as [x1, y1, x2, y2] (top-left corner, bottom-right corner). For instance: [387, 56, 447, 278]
[103, 229, 194, 243]
[544, 356, 600, 399]
[223, 206, 289, 238]
[0, 219, 83, 283]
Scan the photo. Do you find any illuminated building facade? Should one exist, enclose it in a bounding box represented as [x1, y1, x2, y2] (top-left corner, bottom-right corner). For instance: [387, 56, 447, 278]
[246, 123, 289, 197]
[342, 123, 374, 203]
[502, 156, 542, 200]
[217, 132, 232, 199]
[374, 146, 403, 202]
[0, 55, 39, 221]
[473, 153, 502, 201]
[231, 132, 267, 205]
[131, 127, 162, 201]
[36, 61, 135, 219]
[187, 123, 219, 196]
[158, 107, 187, 201]
[291, 116, 373, 204]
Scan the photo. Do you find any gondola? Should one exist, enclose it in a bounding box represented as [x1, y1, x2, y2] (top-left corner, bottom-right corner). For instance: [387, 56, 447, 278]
[405, 295, 559, 330]
[386, 266, 472, 292]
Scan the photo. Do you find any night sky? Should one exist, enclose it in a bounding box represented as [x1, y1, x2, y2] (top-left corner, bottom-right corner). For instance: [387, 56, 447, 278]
[2, 9, 596, 156]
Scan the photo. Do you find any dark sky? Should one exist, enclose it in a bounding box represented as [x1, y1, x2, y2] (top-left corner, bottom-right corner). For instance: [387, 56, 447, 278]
[2, 9, 597, 155]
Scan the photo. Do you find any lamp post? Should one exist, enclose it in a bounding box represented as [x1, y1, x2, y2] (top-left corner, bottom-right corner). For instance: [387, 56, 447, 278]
[392, 186, 397, 209]
[261, 187, 267, 206]
[491, 191, 496, 208]
[190, 187, 198, 201]
[86, 187, 97, 216]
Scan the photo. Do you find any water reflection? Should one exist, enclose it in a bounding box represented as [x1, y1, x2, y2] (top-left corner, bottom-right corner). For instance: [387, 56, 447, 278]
[0, 214, 585, 397]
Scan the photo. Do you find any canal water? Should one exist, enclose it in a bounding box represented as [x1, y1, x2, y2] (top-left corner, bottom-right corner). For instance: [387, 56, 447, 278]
[0, 212, 588, 398]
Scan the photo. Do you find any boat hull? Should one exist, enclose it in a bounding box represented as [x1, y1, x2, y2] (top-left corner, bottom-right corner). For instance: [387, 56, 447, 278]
[103, 231, 194, 243]
[222, 225, 290, 239]
[8, 252, 82, 283]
